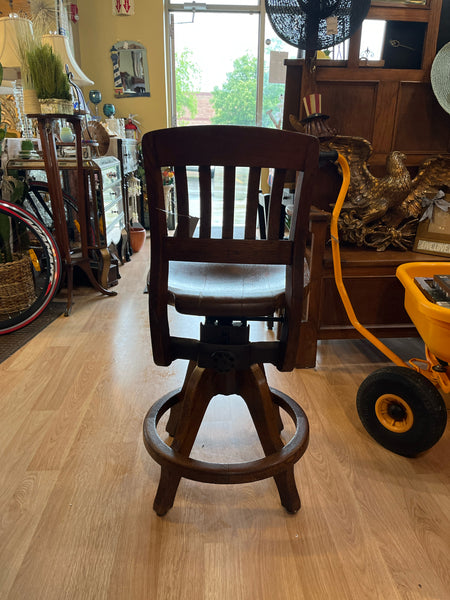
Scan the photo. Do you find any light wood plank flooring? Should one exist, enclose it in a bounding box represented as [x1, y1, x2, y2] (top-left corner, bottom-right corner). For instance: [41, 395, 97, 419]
[1, 237, 449, 600]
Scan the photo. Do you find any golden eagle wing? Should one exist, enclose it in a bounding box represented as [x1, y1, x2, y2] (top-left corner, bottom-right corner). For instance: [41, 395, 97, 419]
[399, 156, 450, 219]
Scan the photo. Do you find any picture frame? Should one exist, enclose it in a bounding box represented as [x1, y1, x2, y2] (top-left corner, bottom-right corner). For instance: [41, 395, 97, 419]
[413, 190, 450, 258]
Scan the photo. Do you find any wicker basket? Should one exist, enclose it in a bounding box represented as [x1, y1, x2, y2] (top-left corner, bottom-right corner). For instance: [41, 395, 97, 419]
[0, 255, 36, 316]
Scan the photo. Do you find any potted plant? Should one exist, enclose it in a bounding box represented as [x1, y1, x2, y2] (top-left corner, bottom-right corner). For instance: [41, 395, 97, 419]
[26, 43, 73, 114]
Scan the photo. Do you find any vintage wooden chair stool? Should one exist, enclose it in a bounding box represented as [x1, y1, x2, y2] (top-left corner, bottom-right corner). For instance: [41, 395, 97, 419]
[142, 125, 319, 516]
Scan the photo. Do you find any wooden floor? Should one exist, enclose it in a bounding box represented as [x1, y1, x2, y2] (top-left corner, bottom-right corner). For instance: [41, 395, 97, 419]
[1, 236, 449, 600]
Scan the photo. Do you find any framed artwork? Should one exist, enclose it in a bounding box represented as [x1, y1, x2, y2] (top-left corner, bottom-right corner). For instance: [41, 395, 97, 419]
[413, 190, 450, 257]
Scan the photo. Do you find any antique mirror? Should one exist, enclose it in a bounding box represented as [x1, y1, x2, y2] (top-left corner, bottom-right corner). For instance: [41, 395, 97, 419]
[110, 41, 150, 98]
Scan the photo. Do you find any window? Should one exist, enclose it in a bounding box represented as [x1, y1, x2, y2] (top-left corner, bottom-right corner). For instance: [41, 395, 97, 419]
[165, 1, 298, 128]
[165, 1, 298, 228]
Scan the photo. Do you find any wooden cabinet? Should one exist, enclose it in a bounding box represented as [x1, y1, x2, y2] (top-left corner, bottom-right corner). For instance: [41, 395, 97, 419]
[85, 156, 125, 287]
[106, 138, 140, 226]
[91, 156, 125, 248]
[282, 1, 450, 367]
[283, 0, 450, 169]
[297, 222, 449, 368]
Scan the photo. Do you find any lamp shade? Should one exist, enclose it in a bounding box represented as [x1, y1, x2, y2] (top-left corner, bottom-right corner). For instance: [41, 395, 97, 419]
[41, 33, 94, 87]
[0, 14, 33, 80]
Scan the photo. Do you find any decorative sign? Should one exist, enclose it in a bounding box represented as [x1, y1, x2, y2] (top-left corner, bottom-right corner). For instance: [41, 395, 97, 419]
[268, 51, 288, 84]
[113, 0, 135, 16]
[413, 190, 450, 258]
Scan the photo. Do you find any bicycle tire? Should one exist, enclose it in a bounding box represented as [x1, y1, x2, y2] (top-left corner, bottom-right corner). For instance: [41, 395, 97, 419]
[0, 199, 62, 334]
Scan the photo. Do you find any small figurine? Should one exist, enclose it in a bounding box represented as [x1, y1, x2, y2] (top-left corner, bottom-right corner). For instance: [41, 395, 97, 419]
[125, 115, 140, 140]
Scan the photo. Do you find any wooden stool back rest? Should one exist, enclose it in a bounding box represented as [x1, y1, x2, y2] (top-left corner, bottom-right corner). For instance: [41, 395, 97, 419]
[142, 125, 320, 371]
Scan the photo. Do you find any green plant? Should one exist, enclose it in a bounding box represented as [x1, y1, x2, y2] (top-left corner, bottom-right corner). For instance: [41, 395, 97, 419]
[21, 139, 34, 152]
[13, 17, 37, 91]
[26, 44, 71, 100]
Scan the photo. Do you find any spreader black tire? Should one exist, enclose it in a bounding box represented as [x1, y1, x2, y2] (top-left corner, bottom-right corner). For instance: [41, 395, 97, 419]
[356, 367, 447, 457]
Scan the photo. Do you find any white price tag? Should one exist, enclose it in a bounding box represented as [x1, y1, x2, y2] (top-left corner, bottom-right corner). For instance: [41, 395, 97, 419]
[327, 16, 338, 35]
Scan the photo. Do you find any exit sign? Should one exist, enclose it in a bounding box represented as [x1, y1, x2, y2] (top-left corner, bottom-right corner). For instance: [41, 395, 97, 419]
[113, 0, 135, 15]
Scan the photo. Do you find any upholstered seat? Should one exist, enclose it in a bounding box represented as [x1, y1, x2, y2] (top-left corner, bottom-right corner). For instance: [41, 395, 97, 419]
[142, 125, 319, 515]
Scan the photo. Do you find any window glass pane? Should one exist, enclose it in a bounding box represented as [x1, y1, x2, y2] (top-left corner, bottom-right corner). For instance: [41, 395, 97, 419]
[319, 39, 349, 61]
[360, 20, 387, 61]
[172, 11, 259, 126]
[184, 166, 251, 229]
[263, 16, 298, 128]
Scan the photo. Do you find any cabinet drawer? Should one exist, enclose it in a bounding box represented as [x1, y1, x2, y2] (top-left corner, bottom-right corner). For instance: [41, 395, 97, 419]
[104, 201, 123, 228]
[102, 182, 122, 205]
[107, 213, 125, 246]
[93, 157, 121, 188]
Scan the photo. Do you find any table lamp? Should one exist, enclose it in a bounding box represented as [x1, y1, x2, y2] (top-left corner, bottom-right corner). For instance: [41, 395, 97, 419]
[41, 33, 93, 87]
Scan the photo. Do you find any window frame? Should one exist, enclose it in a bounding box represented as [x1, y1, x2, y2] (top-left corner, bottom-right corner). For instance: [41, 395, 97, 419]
[164, 1, 268, 126]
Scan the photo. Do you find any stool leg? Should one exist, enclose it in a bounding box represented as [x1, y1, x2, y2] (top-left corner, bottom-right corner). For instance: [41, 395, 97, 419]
[153, 366, 217, 516]
[239, 365, 301, 513]
[165, 360, 197, 436]
[272, 467, 300, 513]
[153, 467, 183, 517]
[259, 364, 283, 433]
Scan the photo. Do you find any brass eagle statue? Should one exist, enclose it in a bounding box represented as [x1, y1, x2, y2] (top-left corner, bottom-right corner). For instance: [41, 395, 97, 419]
[290, 113, 450, 251]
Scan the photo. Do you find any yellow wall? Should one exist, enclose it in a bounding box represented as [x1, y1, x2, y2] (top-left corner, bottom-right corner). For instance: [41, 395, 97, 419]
[76, 0, 168, 136]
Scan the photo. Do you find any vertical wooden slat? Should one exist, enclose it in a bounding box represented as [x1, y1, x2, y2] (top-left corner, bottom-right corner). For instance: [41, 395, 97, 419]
[199, 165, 212, 238]
[222, 166, 235, 239]
[174, 166, 190, 238]
[245, 167, 261, 240]
[267, 168, 286, 240]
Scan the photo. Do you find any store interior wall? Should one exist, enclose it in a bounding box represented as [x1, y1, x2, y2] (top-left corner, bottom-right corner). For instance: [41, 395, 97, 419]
[76, 0, 168, 135]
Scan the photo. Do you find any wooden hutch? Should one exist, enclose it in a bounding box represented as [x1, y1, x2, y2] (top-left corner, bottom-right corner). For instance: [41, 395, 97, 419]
[282, 0, 450, 367]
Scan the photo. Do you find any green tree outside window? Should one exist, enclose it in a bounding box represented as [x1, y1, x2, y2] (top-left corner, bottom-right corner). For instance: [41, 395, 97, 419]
[175, 49, 201, 124]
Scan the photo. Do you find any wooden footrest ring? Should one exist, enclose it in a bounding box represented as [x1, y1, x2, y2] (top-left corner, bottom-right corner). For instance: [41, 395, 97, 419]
[143, 388, 309, 485]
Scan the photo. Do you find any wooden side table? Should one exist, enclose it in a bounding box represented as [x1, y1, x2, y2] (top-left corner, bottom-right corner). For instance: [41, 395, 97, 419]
[29, 113, 117, 315]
